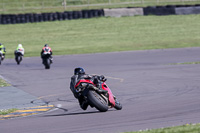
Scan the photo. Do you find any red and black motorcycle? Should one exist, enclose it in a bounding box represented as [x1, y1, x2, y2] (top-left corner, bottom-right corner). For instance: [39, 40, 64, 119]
[75, 76, 122, 112]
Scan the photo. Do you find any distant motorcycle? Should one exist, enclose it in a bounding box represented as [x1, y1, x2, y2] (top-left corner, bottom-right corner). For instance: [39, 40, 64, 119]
[74, 76, 122, 112]
[42, 53, 52, 69]
[0, 51, 4, 65]
[15, 51, 23, 65]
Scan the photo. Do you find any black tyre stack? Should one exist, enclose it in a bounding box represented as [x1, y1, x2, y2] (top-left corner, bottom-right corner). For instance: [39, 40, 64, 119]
[0, 9, 105, 25]
[143, 5, 176, 16]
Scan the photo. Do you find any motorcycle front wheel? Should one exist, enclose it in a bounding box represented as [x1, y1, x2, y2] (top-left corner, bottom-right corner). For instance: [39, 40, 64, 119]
[114, 98, 122, 110]
[87, 90, 108, 112]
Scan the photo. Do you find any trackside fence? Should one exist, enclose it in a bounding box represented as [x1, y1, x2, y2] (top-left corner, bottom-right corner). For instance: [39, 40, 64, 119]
[0, 0, 200, 12]
[1, 4, 200, 24]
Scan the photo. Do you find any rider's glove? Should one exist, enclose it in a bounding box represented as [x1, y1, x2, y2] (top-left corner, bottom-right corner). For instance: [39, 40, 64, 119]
[99, 75, 106, 82]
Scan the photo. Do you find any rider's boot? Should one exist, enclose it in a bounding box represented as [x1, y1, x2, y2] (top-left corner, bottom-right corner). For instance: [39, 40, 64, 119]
[78, 97, 88, 110]
[80, 101, 88, 110]
[50, 57, 53, 63]
[2, 55, 4, 61]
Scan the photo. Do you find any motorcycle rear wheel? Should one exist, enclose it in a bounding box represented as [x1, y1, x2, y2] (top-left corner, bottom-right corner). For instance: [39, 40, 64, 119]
[87, 90, 108, 112]
[16, 55, 21, 65]
[44, 58, 50, 69]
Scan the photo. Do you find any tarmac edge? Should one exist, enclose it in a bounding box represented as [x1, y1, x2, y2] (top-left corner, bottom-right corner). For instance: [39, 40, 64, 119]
[0, 105, 55, 120]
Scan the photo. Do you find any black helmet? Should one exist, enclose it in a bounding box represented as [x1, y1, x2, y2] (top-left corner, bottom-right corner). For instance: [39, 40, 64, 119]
[74, 67, 85, 75]
[0, 43, 2, 46]
[44, 44, 48, 47]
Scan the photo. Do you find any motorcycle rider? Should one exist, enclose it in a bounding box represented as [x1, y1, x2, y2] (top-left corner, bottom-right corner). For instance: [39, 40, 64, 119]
[70, 67, 108, 110]
[14, 44, 25, 56]
[0, 43, 6, 60]
[41, 44, 53, 63]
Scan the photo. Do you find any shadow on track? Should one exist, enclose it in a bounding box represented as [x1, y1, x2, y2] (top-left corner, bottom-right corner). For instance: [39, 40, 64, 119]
[43, 111, 100, 117]
[43, 108, 115, 117]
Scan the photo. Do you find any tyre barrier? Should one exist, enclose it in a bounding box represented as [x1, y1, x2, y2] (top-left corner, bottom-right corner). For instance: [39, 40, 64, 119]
[0, 9, 104, 24]
[143, 6, 176, 16]
[104, 8, 143, 17]
[0, 5, 200, 24]
[143, 4, 200, 16]
[175, 5, 200, 15]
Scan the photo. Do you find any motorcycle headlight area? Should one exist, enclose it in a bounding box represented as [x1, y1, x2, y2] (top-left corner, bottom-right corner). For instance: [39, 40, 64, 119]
[76, 83, 88, 92]
[80, 83, 88, 88]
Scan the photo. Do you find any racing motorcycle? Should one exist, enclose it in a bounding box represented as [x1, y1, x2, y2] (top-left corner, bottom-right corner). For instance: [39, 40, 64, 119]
[74, 76, 122, 112]
[0, 51, 4, 65]
[15, 51, 23, 65]
[42, 53, 52, 69]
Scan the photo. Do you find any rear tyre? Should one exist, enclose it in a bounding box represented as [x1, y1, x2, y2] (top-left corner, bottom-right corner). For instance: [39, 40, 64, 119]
[45, 65, 50, 69]
[44, 58, 50, 69]
[87, 90, 108, 112]
[17, 55, 21, 65]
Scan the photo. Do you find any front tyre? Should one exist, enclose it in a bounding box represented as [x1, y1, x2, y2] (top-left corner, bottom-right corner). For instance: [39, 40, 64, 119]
[114, 98, 122, 110]
[87, 90, 108, 112]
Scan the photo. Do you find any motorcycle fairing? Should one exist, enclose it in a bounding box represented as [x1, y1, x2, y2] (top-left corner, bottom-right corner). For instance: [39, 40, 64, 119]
[75, 79, 115, 107]
[75, 79, 94, 88]
[101, 82, 115, 107]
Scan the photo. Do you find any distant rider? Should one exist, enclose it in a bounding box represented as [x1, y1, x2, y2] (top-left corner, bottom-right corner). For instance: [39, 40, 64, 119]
[41, 44, 53, 63]
[0, 43, 6, 60]
[15, 44, 25, 56]
[70, 67, 108, 110]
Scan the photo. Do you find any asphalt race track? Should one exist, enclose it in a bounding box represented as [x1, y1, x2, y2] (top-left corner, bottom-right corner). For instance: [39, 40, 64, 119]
[0, 47, 200, 133]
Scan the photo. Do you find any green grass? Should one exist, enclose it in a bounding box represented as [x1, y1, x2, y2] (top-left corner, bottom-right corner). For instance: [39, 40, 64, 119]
[0, 0, 200, 14]
[125, 123, 200, 133]
[0, 108, 17, 115]
[0, 14, 200, 58]
[0, 78, 10, 87]
[169, 61, 200, 65]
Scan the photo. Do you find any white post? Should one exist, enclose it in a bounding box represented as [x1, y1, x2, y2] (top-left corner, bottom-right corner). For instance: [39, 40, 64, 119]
[22, 3, 25, 10]
[63, 0, 67, 10]
[141, 0, 144, 5]
[2, 3, 5, 11]
[87, 0, 90, 5]
[42, 2, 44, 9]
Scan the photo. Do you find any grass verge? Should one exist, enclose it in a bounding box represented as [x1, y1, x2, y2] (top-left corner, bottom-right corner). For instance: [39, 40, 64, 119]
[125, 123, 200, 133]
[169, 61, 200, 65]
[0, 108, 18, 115]
[0, 78, 11, 87]
[1, 14, 200, 58]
